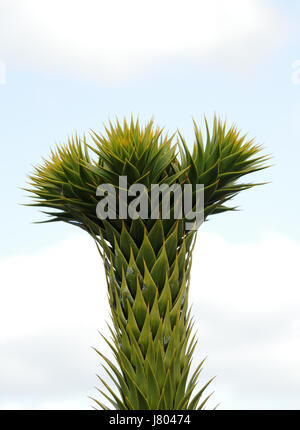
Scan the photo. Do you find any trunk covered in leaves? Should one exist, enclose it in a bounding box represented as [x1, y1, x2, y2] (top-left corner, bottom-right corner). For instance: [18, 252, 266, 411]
[93, 218, 211, 409]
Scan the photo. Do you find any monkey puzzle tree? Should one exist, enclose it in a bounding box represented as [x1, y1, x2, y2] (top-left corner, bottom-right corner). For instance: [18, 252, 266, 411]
[26, 116, 269, 410]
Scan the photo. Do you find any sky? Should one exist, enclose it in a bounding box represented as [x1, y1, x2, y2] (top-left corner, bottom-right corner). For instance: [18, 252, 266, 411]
[0, 0, 300, 410]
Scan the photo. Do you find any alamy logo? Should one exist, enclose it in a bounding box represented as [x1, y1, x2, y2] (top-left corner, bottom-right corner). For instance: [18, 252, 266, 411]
[0, 61, 6, 85]
[291, 60, 300, 85]
[96, 176, 204, 231]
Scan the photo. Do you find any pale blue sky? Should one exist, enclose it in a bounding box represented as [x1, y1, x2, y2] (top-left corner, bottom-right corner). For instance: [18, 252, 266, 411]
[1, 0, 300, 410]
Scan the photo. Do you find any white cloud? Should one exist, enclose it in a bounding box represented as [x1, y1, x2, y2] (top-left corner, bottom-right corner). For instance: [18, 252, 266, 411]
[0, 234, 111, 409]
[1, 230, 300, 409]
[190, 231, 300, 409]
[0, 0, 285, 82]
